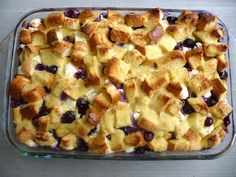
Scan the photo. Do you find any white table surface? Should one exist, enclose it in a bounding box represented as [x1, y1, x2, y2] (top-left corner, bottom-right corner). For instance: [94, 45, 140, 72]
[1, 0, 236, 177]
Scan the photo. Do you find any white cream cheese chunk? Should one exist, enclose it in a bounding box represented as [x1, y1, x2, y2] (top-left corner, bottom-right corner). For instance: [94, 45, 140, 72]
[180, 84, 189, 99]
[29, 18, 42, 28]
[200, 124, 214, 137]
[65, 63, 78, 77]
[122, 44, 135, 51]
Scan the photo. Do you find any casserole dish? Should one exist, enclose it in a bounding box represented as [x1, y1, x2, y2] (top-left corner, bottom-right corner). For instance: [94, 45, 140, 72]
[1, 7, 236, 160]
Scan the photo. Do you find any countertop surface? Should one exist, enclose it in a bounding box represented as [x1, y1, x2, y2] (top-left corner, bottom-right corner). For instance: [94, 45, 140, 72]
[1, 0, 236, 177]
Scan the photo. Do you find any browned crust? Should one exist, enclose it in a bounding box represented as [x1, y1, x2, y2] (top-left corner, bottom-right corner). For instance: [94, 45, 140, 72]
[87, 106, 102, 125]
[20, 29, 32, 44]
[125, 13, 143, 27]
[166, 81, 182, 98]
[22, 85, 45, 102]
[81, 22, 99, 38]
[211, 78, 227, 98]
[88, 134, 108, 154]
[47, 13, 65, 26]
[110, 28, 131, 43]
[148, 25, 164, 44]
[79, 8, 99, 23]
[20, 105, 38, 120]
[47, 29, 60, 45]
[197, 13, 217, 31]
[124, 132, 146, 146]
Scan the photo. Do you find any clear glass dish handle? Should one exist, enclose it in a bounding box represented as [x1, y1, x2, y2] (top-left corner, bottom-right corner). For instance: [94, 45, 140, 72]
[0, 32, 14, 131]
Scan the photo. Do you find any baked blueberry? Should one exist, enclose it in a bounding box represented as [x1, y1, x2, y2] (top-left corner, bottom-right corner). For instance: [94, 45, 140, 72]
[61, 111, 76, 123]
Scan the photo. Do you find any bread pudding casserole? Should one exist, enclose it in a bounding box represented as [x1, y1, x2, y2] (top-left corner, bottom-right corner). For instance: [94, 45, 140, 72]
[9, 8, 232, 154]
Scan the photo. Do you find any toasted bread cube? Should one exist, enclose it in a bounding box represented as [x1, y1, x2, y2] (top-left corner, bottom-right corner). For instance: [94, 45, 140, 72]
[83, 56, 100, 86]
[176, 10, 198, 32]
[64, 79, 86, 100]
[211, 78, 227, 99]
[137, 107, 158, 131]
[97, 45, 114, 63]
[81, 22, 99, 38]
[87, 105, 102, 126]
[93, 92, 112, 110]
[156, 50, 186, 70]
[199, 59, 218, 78]
[9, 75, 30, 100]
[20, 29, 32, 44]
[74, 118, 94, 137]
[47, 13, 65, 26]
[166, 81, 182, 98]
[112, 45, 127, 60]
[104, 83, 120, 103]
[100, 109, 115, 134]
[31, 31, 46, 46]
[123, 49, 145, 69]
[79, 8, 100, 23]
[167, 98, 183, 115]
[175, 121, 190, 139]
[189, 72, 213, 96]
[16, 120, 36, 144]
[70, 41, 90, 67]
[104, 58, 130, 84]
[143, 8, 163, 28]
[158, 34, 177, 52]
[22, 84, 45, 102]
[129, 28, 150, 46]
[193, 31, 217, 43]
[107, 9, 124, 24]
[186, 48, 204, 69]
[169, 67, 190, 84]
[217, 55, 228, 72]
[202, 126, 226, 148]
[31, 70, 54, 86]
[90, 27, 112, 50]
[115, 102, 132, 128]
[46, 29, 63, 45]
[157, 112, 179, 132]
[184, 130, 201, 150]
[203, 43, 228, 57]
[52, 41, 72, 57]
[148, 25, 164, 44]
[148, 137, 168, 152]
[166, 24, 189, 41]
[60, 133, 77, 150]
[20, 57, 34, 76]
[35, 131, 58, 147]
[124, 78, 139, 101]
[210, 100, 232, 119]
[142, 70, 169, 95]
[38, 116, 49, 132]
[20, 100, 42, 120]
[197, 13, 217, 31]
[168, 138, 190, 151]
[110, 25, 132, 43]
[88, 134, 109, 154]
[124, 132, 146, 146]
[187, 113, 206, 133]
[140, 45, 162, 61]
[108, 129, 125, 152]
[125, 13, 143, 27]
[187, 97, 208, 116]
[64, 17, 80, 30]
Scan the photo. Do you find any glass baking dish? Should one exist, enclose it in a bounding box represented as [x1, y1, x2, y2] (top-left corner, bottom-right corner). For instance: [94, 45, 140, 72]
[1, 7, 235, 160]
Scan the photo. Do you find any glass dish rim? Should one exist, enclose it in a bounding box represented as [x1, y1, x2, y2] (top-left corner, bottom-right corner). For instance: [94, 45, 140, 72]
[2, 7, 235, 160]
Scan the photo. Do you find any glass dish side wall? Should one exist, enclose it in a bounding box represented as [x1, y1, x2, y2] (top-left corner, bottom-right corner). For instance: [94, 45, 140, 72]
[1, 7, 235, 160]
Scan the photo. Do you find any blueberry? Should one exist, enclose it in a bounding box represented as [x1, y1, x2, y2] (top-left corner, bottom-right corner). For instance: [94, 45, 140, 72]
[117, 43, 124, 47]
[88, 126, 97, 136]
[183, 38, 196, 48]
[64, 8, 80, 18]
[47, 65, 58, 74]
[119, 89, 126, 102]
[51, 129, 61, 143]
[219, 71, 228, 80]
[202, 93, 218, 107]
[174, 42, 183, 51]
[224, 115, 230, 127]
[10, 98, 26, 108]
[94, 13, 107, 22]
[74, 68, 86, 80]
[44, 86, 51, 94]
[181, 99, 195, 115]
[35, 64, 45, 71]
[63, 36, 75, 43]
[60, 92, 68, 101]
[144, 132, 154, 141]
[17, 47, 23, 56]
[121, 126, 139, 135]
[184, 63, 192, 71]
[61, 111, 76, 123]
[76, 98, 89, 115]
[77, 138, 88, 151]
[204, 117, 213, 127]
[38, 101, 51, 117]
[106, 134, 111, 140]
[167, 16, 178, 24]
[133, 147, 146, 155]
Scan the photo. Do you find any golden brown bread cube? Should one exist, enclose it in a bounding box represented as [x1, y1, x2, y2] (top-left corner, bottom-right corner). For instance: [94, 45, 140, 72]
[35, 131, 57, 147]
[20, 57, 34, 76]
[148, 24, 164, 44]
[100, 109, 115, 134]
[175, 121, 190, 139]
[87, 105, 102, 126]
[9, 75, 30, 100]
[16, 120, 36, 144]
[115, 102, 132, 128]
[125, 13, 143, 27]
[73, 118, 94, 137]
[81, 22, 99, 38]
[187, 97, 208, 116]
[13, 107, 22, 125]
[31, 31, 47, 46]
[166, 24, 189, 41]
[176, 10, 198, 32]
[104, 58, 130, 84]
[110, 25, 132, 43]
[197, 13, 217, 31]
[156, 112, 179, 132]
[184, 130, 201, 150]
[46, 29, 63, 45]
[79, 8, 100, 24]
[157, 34, 177, 52]
[148, 137, 168, 152]
[199, 59, 218, 78]
[104, 83, 121, 104]
[52, 41, 72, 57]
[211, 78, 227, 99]
[217, 55, 228, 72]
[87, 134, 109, 154]
[137, 107, 158, 132]
[129, 28, 150, 46]
[38, 116, 49, 132]
[31, 70, 54, 86]
[166, 81, 182, 98]
[203, 43, 228, 57]
[124, 78, 139, 101]
[142, 70, 169, 95]
[137, 45, 162, 62]
[107, 9, 124, 24]
[22, 84, 45, 103]
[93, 92, 112, 110]
[96, 45, 114, 63]
[108, 129, 125, 152]
[20, 101, 42, 120]
[47, 13, 65, 26]
[63, 79, 86, 100]
[185, 48, 204, 69]
[189, 72, 213, 96]
[124, 132, 146, 147]
[90, 27, 112, 50]
[168, 138, 190, 151]
[143, 8, 163, 28]
[64, 17, 80, 30]
[123, 49, 145, 69]
[19, 29, 32, 44]
[167, 99, 183, 115]
[60, 133, 77, 150]
[209, 100, 232, 119]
